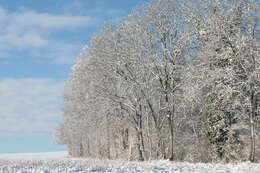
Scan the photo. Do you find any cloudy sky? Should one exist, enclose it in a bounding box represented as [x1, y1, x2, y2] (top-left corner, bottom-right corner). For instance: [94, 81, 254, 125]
[0, 0, 147, 154]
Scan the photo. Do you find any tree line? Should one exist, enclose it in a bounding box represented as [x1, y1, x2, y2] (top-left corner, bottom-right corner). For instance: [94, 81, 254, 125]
[55, 0, 260, 162]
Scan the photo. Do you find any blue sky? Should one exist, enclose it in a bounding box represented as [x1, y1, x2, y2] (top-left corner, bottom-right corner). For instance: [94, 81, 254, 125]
[0, 0, 147, 154]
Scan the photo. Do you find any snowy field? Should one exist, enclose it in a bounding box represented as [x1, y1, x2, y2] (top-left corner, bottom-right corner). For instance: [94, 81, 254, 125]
[0, 152, 260, 173]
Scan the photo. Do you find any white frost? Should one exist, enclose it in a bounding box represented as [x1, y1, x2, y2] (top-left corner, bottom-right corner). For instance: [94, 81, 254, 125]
[0, 152, 259, 173]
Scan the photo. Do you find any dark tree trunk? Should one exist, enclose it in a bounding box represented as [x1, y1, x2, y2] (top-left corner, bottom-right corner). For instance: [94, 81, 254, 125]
[249, 83, 257, 162]
[168, 114, 174, 161]
[135, 112, 147, 161]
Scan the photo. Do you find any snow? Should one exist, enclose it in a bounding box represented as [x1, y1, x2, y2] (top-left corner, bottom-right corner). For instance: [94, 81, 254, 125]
[0, 151, 68, 160]
[0, 152, 259, 173]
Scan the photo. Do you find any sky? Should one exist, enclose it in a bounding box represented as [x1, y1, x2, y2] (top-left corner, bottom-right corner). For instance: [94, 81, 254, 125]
[0, 0, 147, 154]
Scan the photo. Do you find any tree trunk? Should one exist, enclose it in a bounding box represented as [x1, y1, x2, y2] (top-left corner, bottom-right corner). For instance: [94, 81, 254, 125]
[86, 137, 90, 156]
[145, 96, 164, 159]
[79, 142, 84, 157]
[249, 83, 256, 162]
[135, 127, 144, 161]
[248, 116, 255, 162]
[122, 128, 129, 150]
[135, 112, 147, 161]
[106, 114, 111, 159]
[139, 129, 147, 161]
[146, 114, 152, 160]
[168, 114, 174, 161]
[165, 87, 174, 161]
[128, 137, 133, 161]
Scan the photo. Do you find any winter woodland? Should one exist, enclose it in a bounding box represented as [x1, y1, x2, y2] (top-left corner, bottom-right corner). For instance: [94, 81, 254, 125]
[55, 0, 260, 163]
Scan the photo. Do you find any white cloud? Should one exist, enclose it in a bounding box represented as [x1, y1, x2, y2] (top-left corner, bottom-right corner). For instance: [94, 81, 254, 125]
[0, 5, 125, 64]
[0, 78, 64, 137]
[0, 30, 47, 50]
[11, 10, 94, 29]
[0, 5, 97, 61]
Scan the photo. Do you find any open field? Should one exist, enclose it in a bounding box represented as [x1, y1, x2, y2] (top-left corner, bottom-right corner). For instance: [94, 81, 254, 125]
[0, 152, 260, 173]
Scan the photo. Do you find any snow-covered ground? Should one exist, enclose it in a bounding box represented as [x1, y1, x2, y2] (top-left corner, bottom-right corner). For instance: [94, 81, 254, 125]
[0, 152, 259, 173]
[0, 151, 68, 160]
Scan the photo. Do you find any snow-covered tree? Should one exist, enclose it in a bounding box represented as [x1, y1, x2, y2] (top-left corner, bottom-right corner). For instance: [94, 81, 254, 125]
[55, 0, 259, 163]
